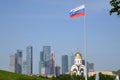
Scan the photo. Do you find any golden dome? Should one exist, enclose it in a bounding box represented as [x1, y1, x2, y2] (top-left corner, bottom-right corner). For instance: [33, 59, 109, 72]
[75, 52, 82, 58]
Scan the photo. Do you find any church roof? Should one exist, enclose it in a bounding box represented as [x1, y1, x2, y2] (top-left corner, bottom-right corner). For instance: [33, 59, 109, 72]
[75, 52, 82, 58]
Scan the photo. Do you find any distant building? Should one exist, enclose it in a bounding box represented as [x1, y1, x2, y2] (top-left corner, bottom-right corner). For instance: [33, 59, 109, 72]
[43, 46, 51, 75]
[39, 46, 51, 75]
[68, 53, 74, 71]
[15, 50, 23, 74]
[9, 54, 16, 72]
[62, 55, 68, 74]
[39, 51, 45, 74]
[9, 50, 23, 74]
[22, 61, 27, 74]
[50, 52, 55, 75]
[55, 66, 60, 76]
[88, 63, 94, 72]
[82, 60, 90, 73]
[26, 46, 33, 75]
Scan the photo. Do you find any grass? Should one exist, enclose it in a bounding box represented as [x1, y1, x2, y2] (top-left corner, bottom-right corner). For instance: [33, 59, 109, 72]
[0, 70, 50, 80]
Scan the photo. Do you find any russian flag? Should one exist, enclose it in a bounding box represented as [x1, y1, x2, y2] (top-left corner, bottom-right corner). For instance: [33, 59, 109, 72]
[69, 5, 85, 18]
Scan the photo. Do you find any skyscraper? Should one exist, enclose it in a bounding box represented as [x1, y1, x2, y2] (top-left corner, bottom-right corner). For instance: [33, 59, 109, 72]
[82, 60, 90, 73]
[9, 50, 23, 74]
[39, 51, 45, 74]
[50, 52, 55, 75]
[68, 53, 74, 71]
[88, 63, 94, 72]
[26, 46, 33, 75]
[22, 61, 27, 74]
[62, 55, 68, 74]
[16, 50, 23, 74]
[43, 46, 51, 75]
[55, 66, 60, 76]
[39, 46, 51, 75]
[9, 54, 16, 72]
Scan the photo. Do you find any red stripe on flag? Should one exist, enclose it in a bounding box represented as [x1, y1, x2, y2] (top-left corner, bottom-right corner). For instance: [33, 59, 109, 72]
[70, 12, 85, 18]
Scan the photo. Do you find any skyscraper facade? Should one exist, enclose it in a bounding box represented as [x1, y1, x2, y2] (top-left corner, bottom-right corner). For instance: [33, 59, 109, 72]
[39, 46, 51, 75]
[55, 66, 60, 76]
[62, 55, 68, 74]
[68, 53, 74, 71]
[9, 50, 23, 74]
[22, 61, 27, 74]
[9, 54, 16, 72]
[16, 50, 23, 74]
[39, 51, 45, 74]
[26, 46, 33, 75]
[88, 63, 94, 72]
[43, 46, 51, 75]
[50, 52, 55, 75]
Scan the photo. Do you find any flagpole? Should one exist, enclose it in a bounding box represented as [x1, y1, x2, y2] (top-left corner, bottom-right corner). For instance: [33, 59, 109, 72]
[69, 4, 87, 80]
[84, 4, 88, 80]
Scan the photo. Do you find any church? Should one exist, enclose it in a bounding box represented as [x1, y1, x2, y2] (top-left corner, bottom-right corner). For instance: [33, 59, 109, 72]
[70, 52, 86, 76]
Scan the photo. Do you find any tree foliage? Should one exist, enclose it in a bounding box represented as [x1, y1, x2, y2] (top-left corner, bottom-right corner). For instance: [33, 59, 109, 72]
[113, 69, 120, 77]
[110, 0, 120, 15]
[99, 73, 115, 80]
[51, 73, 115, 80]
[88, 74, 95, 80]
[51, 74, 91, 80]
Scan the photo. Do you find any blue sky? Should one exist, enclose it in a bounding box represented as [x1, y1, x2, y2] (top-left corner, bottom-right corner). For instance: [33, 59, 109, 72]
[0, 0, 120, 74]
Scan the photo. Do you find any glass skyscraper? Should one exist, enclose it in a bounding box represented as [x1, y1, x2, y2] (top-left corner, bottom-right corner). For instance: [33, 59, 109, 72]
[55, 66, 60, 76]
[16, 50, 23, 74]
[22, 61, 27, 74]
[50, 52, 54, 75]
[9, 50, 23, 74]
[68, 53, 74, 71]
[62, 55, 68, 74]
[26, 46, 33, 75]
[9, 54, 16, 72]
[43, 46, 51, 75]
[39, 46, 51, 75]
[39, 51, 45, 74]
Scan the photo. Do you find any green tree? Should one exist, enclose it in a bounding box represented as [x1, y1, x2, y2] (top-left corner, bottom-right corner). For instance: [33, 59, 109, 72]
[110, 0, 120, 15]
[88, 75, 95, 80]
[51, 76, 56, 80]
[99, 73, 115, 80]
[56, 74, 85, 80]
[113, 69, 120, 78]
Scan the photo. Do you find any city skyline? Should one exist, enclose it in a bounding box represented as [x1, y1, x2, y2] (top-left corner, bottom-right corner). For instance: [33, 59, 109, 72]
[9, 47, 33, 74]
[0, 0, 120, 74]
[8, 45, 94, 75]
